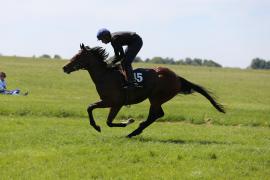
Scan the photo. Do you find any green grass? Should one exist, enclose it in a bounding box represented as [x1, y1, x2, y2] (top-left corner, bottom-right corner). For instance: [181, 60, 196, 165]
[1, 56, 270, 126]
[1, 56, 270, 179]
[1, 116, 270, 179]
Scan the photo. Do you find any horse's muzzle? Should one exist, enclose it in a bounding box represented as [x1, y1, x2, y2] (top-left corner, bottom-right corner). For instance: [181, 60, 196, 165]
[63, 66, 71, 74]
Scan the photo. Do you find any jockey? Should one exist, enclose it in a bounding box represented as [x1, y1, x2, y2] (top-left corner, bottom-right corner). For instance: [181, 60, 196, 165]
[97, 28, 143, 88]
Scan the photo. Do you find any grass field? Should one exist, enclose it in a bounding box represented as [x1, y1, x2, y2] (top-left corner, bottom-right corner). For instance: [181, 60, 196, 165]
[1, 56, 270, 179]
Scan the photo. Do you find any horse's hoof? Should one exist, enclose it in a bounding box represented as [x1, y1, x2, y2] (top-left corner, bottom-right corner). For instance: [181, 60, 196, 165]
[94, 126, 101, 132]
[127, 129, 143, 138]
[127, 118, 135, 125]
[126, 134, 133, 138]
[126, 131, 139, 138]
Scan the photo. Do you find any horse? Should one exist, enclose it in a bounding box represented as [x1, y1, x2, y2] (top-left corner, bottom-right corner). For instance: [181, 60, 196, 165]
[63, 44, 225, 138]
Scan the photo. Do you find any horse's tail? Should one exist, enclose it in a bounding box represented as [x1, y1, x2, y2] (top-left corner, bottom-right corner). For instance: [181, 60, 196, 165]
[177, 76, 225, 113]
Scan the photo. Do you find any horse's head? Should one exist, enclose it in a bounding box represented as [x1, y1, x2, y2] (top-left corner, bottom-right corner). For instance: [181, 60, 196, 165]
[63, 43, 108, 74]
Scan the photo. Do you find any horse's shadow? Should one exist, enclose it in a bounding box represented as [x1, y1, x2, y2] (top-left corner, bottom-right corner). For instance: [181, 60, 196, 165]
[131, 136, 232, 145]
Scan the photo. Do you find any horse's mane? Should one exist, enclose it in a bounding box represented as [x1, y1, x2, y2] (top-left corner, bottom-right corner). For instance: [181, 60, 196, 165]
[88, 46, 109, 62]
[84, 46, 119, 70]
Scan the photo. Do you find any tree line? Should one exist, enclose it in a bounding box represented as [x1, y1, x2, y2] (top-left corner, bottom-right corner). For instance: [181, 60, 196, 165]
[38, 55, 269, 70]
[133, 56, 270, 70]
[115, 56, 222, 67]
[143, 57, 222, 67]
[38, 54, 62, 59]
[1, 52, 269, 70]
[249, 58, 270, 69]
[27, 54, 223, 67]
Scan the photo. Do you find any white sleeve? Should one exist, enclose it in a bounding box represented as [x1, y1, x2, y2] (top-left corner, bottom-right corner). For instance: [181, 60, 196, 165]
[0, 81, 6, 90]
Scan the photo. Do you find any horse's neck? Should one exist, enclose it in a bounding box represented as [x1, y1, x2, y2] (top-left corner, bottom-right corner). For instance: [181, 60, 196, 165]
[87, 66, 108, 84]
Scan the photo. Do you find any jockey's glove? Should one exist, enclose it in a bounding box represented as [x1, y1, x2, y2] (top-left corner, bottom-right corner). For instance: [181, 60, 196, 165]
[112, 59, 119, 64]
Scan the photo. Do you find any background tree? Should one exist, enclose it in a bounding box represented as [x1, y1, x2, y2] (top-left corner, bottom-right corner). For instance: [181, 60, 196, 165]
[54, 55, 62, 59]
[133, 56, 143, 63]
[203, 60, 222, 67]
[175, 59, 185, 65]
[185, 57, 193, 65]
[265, 61, 270, 69]
[150, 57, 166, 64]
[193, 58, 203, 66]
[40, 54, 51, 59]
[250, 58, 266, 69]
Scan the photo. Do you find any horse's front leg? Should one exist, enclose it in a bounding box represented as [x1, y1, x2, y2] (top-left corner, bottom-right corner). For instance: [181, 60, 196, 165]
[106, 106, 135, 127]
[87, 101, 108, 132]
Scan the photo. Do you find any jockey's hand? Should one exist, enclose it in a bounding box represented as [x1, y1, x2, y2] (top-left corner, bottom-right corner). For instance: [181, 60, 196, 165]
[112, 58, 121, 64]
[107, 61, 120, 68]
[106, 62, 115, 68]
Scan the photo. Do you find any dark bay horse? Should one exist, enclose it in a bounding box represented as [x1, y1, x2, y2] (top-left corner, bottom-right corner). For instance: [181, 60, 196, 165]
[63, 44, 225, 138]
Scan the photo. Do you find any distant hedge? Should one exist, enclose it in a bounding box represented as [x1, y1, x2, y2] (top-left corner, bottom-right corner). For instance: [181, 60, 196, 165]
[39, 54, 62, 59]
[249, 58, 270, 69]
[108, 56, 222, 68]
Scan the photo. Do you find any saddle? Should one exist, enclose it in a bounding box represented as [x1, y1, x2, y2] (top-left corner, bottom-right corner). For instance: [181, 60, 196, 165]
[111, 64, 144, 89]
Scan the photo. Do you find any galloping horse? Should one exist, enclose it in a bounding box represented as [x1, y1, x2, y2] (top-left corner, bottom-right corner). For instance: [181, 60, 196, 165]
[63, 44, 225, 138]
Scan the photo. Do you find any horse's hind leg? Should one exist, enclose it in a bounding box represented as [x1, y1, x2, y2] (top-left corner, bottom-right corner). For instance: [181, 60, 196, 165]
[127, 104, 164, 138]
[106, 106, 134, 127]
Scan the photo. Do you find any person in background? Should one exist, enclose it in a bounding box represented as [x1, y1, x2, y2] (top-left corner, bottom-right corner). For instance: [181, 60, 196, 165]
[0, 72, 7, 93]
[0, 71, 28, 96]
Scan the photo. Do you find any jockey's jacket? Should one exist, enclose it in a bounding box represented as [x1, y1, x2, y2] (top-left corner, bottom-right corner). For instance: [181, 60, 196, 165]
[110, 31, 140, 62]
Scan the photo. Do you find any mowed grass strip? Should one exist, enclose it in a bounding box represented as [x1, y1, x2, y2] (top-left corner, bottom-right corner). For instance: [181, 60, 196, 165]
[0, 116, 270, 179]
[1, 56, 270, 126]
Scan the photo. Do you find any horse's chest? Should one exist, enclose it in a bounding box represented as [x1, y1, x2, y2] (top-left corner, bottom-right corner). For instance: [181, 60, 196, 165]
[95, 83, 119, 99]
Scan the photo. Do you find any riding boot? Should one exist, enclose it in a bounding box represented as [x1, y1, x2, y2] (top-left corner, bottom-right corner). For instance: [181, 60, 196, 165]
[124, 66, 140, 89]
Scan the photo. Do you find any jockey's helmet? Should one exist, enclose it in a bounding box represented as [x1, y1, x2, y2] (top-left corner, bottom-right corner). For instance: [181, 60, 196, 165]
[97, 28, 111, 40]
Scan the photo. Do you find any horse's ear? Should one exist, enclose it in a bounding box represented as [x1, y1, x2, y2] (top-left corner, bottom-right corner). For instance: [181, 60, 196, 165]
[80, 43, 86, 50]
